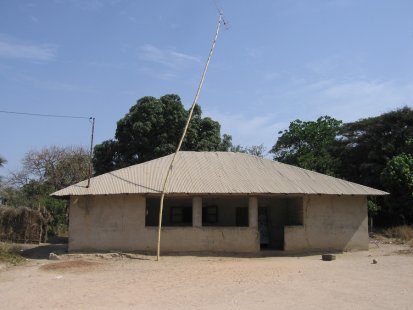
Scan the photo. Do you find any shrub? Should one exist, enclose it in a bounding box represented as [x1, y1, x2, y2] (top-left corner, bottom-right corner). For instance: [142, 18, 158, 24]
[0, 205, 50, 243]
[0, 243, 24, 265]
[383, 225, 413, 242]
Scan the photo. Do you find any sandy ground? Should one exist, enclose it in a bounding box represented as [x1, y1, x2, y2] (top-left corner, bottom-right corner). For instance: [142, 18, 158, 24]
[1, 240, 413, 310]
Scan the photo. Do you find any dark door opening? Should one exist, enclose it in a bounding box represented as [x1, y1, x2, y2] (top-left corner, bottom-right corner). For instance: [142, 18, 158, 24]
[259, 205, 285, 250]
[258, 197, 303, 251]
[258, 207, 270, 249]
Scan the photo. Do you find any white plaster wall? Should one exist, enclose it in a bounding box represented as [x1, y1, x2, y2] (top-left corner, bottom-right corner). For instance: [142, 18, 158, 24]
[69, 195, 259, 253]
[284, 195, 368, 251]
[69, 195, 145, 252]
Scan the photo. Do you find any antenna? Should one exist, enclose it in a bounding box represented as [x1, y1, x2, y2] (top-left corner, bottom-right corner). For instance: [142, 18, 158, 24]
[212, 0, 231, 30]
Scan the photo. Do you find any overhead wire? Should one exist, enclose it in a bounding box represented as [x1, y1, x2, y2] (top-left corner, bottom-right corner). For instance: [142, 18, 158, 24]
[0, 110, 92, 120]
[1, 109, 96, 187]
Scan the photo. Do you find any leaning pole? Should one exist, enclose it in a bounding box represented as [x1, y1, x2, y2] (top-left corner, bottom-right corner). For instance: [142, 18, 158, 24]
[156, 13, 225, 261]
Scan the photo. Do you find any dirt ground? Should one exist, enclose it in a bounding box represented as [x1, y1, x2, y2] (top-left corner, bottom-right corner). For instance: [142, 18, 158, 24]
[1, 239, 412, 310]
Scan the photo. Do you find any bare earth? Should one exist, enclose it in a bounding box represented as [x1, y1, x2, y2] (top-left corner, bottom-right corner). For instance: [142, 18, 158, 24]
[1, 240, 412, 310]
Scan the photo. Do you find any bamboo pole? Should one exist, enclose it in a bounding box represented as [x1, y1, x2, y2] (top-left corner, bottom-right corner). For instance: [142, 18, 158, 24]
[87, 117, 95, 188]
[156, 13, 224, 261]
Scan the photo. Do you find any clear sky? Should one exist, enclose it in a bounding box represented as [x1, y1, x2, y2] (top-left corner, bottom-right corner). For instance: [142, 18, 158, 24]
[1, 0, 412, 176]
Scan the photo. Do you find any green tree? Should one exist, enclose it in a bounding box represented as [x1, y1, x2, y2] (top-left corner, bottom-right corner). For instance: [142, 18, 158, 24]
[337, 106, 413, 188]
[270, 116, 342, 175]
[381, 154, 413, 224]
[93, 94, 231, 175]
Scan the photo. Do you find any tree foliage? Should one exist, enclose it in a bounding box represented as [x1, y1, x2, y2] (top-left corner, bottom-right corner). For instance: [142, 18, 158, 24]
[0, 156, 5, 167]
[2, 146, 89, 234]
[93, 94, 231, 175]
[271, 107, 413, 225]
[380, 154, 413, 223]
[230, 144, 267, 158]
[270, 116, 342, 175]
[0, 156, 6, 184]
[337, 106, 413, 189]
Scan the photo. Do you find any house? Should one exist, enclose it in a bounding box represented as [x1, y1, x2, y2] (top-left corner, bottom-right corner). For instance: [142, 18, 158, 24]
[52, 152, 387, 253]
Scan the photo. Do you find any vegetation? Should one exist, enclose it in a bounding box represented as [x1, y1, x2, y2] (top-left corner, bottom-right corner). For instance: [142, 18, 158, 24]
[1, 146, 89, 235]
[381, 154, 413, 224]
[0, 156, 6, 183]
[0, 205, 50, 243]
[336, 107, 413, 189]
[271, 116, 342, 176]
[230, 144, 267, 158]
[382, 225, 413, 243]
[272, 107, 413, 225]
[93, 94, 232, 175]
[0, 243, 24, 265]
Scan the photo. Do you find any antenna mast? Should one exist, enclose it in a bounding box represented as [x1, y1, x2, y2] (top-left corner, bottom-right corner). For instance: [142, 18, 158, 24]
[156, 13, 225, 261]
[86, 117, 95, 188]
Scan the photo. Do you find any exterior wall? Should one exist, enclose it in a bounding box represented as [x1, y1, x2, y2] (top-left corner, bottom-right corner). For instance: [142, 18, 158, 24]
[284, 195, 368, 251]
[69, 194, 368, 253]
[69, 195, 259, 253]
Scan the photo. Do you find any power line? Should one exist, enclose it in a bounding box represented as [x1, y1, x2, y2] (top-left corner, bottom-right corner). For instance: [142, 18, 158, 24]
[0, 110, 92, 120]
[1, 109, 96, 185]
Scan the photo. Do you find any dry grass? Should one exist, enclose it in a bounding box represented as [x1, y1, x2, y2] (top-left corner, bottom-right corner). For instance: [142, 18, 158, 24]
[0, 243, 24, 265]
[41, 260, 101, 271]
[0, 205, 50, 243]
[383, 225, 413, 243]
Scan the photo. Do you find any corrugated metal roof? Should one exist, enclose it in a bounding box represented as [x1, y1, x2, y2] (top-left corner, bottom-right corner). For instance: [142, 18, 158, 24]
[51, 152, 388, 197]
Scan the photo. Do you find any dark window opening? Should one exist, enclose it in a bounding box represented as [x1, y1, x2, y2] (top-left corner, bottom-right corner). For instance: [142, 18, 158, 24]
[202, 198, 249, 227]
[236, 207, 249, 227]
[170, 206, 192, 226]
[145, 198, 192, 227]
[202, 206, 218, 225]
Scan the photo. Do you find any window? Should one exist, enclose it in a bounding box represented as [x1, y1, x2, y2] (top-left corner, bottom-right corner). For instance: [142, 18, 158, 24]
[145, 198, 192, 227]
[170, 206, 192, 226]
[202, 198, 249, 227]
[202, 206, 218, 225]
[236, 207, 249, 227]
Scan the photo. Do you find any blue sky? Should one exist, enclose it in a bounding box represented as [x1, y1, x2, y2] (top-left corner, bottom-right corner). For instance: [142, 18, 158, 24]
[1, 0, 412, 176]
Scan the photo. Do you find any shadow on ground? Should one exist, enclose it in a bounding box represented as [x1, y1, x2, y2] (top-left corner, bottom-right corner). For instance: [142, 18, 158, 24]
[20, 244, 68, 260]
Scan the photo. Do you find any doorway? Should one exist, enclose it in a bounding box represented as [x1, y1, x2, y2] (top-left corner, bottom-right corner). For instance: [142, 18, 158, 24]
[258, 197, 303, 250]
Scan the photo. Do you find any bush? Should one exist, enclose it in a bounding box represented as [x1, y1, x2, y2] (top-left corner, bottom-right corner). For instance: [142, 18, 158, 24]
[0, 205, 50, 243]
[0, 243, 24, 265]
[383, 225, 413, 242]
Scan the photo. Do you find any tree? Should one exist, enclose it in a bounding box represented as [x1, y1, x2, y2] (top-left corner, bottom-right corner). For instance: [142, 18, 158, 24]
[270, 116, 342, 175]
[230, 144, 267, 158]
[0, 156, 6, 185]
[93, 94, 231, 175]
[380, 154, 413, 224]
[4, 146, 90, 234]
[271, 107, 413, 226]
[337, 106, 413, 189]
[8, 146, 90, 190]
[0, 156, 6, 167]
